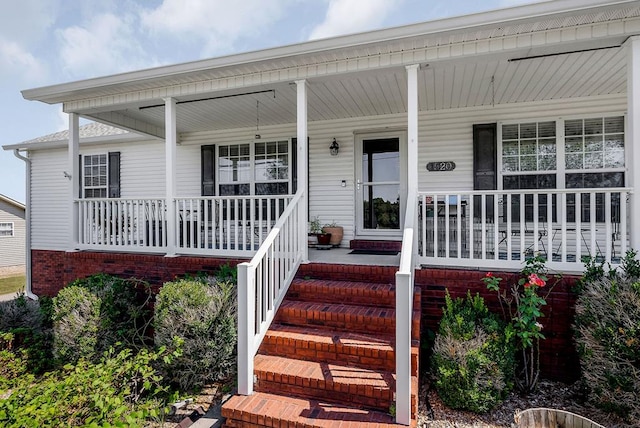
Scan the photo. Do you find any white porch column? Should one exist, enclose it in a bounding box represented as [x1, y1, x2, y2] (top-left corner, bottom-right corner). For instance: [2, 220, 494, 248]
[296, 80, 309, 263]
[68, 113, 80, 250]
[406, 64, 419, 193]
[627, 36, 640, 250]
[165, 97, 177, 255]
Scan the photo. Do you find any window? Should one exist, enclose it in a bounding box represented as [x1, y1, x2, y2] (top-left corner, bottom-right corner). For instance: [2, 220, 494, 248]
[0, 222, 14, 237]
[83, 154, 108, 198]
[564, 116, 625, 222]
[218, 140, 291, 196]
[81, 152, 121, 198]
[218, 144, 251, 196]
[497, 116, 625, 223]
[254, 140, 289, 195]
[501, 121, 557, 221]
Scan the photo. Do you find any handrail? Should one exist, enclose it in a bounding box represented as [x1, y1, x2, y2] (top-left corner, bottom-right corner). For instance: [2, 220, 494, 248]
[395, 189, 417, 425]
[237, 190, 305, 395]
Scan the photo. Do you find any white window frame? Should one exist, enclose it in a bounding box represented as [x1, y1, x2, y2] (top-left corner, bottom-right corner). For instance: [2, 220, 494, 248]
[82, 153, 109, 198]
[498, 113, 626, 190]
[216, 138, 292, 196]
[0, 222, 14, 238]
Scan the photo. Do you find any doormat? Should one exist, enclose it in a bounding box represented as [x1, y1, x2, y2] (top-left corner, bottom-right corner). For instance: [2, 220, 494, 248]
[349, 249, 399, 256]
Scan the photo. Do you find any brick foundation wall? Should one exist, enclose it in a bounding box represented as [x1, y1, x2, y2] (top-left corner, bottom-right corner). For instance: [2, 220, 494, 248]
[415, 267, 580, 383]
[31, 249, 247, 296]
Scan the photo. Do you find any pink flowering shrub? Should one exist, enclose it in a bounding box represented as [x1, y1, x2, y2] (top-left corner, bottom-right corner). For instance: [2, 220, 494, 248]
[482, 255, 557, 392]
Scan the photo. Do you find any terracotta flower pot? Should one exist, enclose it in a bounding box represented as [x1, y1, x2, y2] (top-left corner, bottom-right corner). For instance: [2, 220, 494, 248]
[322, 226, 343, 246]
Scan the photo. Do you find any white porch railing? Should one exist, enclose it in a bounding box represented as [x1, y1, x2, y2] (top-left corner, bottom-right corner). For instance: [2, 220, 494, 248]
[395, 189, 417, 426]
[237, 191, 304, 395]
[76, 195, 292, 256]
[417, 188, 632, 272]
[77, 198, 167, 252]
[175, 196, 292, 256]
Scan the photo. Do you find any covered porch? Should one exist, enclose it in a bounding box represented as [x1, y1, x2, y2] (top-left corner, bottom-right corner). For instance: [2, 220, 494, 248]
[16, 2, 640, 424]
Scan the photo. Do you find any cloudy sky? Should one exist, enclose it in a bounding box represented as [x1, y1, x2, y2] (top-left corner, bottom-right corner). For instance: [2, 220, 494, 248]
[0, 0, 538, 203]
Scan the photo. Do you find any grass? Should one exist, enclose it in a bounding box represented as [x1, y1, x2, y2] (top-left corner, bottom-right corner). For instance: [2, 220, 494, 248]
[0, 276, 25, 295]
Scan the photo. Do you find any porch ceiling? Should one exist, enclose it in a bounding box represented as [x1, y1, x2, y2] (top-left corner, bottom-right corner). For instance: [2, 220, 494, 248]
[81, 44, 628, 135]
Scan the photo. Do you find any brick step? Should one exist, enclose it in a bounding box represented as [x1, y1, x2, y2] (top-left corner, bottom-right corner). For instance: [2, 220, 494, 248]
[253, 354, 399, 413]
[297, 263, 398, 284]
[276, 299, 422, 340]
[289, 278, 395, 307]
[289, 278, 422, 308]
[275, 300, 396, 336]
[221, 391, 407, 428]
[259, 324, 420, 375]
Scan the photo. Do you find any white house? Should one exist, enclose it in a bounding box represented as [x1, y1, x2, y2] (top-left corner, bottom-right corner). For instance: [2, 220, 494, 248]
[0, 194, 25, 272]
[4, 0, 640, 424]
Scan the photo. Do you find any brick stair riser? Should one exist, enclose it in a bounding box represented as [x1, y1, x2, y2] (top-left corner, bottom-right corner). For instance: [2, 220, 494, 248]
[276, 308, 395, 336]
[275, 306, 421, 341]
[258, 333, 420, 376]
[255, 377, 394, 414]
[296, 264, 398, 284]
[288, 282, 422, 309]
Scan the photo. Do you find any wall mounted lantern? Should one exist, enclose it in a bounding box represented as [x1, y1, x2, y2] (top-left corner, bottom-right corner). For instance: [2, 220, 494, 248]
[329, 138, 339, 156]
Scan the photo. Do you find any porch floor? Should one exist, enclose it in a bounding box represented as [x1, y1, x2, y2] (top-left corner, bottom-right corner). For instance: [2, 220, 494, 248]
[308, 247, 400, 266]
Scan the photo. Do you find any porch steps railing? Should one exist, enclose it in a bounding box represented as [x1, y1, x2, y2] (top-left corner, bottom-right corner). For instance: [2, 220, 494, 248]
[236, 191, 304, 396]
[222, 274, 421, 427]
[417, 188, 632, 272]
[395, 188, 418, 425]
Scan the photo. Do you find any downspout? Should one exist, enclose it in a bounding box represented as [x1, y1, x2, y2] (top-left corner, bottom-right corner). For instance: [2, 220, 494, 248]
[13, 149, 37, 300]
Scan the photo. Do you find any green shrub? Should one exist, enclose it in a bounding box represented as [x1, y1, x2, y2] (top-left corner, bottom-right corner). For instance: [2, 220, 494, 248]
[52, 286, 101, 363]
[431, 291, 515, 413]
[66, 274, 152, 350]
[0, 347, 173, 427]
[574, 275, 640, 422]
[53, 274, 152, 364]
[0, 333, 28, 392]
[154, 277, 237, 391]
[0, 293, 44, 333]
[0, 295, 54, 374]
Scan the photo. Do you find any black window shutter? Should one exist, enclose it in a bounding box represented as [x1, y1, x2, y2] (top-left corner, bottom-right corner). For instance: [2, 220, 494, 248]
[472, 124, 497, 220]
[108, 152, 121, 198]
[291, 138, 298, 193]
[201, 145, 216, 196]
[79, 155, 83, 198]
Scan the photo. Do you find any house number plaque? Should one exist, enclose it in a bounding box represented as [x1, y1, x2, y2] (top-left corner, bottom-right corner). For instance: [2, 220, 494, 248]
[426, 161, 456, 172]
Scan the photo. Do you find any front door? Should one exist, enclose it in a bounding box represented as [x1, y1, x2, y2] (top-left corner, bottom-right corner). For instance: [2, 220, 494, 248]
[355, 132, 406, 238]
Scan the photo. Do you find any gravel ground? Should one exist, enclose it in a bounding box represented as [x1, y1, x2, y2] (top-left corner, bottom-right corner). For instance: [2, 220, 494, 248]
[417, 377, 623, 428]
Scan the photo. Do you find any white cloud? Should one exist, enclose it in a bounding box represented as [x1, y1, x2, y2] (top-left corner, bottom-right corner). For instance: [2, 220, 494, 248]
[140, 0, 292, 56]
[309, 0, 402, 40]
[0, 38, 47, 82]
[57, 13, 158, 79]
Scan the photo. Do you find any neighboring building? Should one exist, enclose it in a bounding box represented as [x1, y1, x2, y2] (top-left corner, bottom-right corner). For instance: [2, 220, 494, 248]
[0, 194, 25, 270]
[4, 0, 640, 424]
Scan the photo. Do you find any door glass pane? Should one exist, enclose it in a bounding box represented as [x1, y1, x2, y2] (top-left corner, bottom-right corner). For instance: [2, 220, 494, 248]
[362, 184, 400, 230]
[362, 139, 399, 182]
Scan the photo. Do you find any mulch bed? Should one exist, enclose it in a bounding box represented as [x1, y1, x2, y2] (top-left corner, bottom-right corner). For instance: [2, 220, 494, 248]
[417, 376, 623, 427]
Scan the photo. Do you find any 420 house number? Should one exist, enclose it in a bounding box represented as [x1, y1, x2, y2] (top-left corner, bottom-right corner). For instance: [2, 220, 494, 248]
[426, 161, 456, 172]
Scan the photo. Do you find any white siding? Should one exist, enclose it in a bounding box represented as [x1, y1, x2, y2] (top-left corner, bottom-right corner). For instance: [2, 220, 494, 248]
[0, 200, 25, 267]
[30, 140, 165, 250]
[29, 93, 627, 251]
[30, 148, 68, 250]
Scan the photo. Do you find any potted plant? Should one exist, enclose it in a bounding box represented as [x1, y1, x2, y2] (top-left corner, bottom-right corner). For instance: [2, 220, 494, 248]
[322, 221, 343, 247]
[309, 216, 331, 246]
